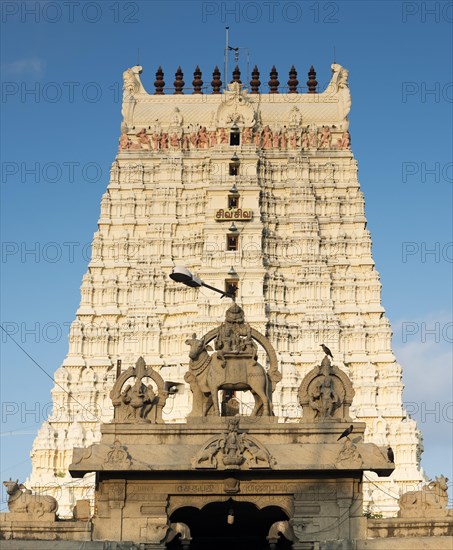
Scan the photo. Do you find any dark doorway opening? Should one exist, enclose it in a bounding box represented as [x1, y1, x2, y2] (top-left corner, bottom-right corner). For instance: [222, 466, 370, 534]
[168, 501, 291, 550]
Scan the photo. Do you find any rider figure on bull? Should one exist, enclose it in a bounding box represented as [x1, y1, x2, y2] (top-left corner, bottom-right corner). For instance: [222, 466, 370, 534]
[215, 304, 258, 366]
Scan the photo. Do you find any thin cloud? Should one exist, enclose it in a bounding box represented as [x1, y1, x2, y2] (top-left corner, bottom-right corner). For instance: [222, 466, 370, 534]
[2, 57, 46, 77]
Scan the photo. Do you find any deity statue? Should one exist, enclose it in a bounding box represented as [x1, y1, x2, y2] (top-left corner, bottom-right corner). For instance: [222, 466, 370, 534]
[160, 133, 168, 149]
[215, 303, 257, 358]
[190, 132, 198, 148]
[289, 132, 297, 149]
[151, 132, 160, 151]
[136, 128, 150, 150]
[209, 130, 218, 146]
[219, 128, 228, 144]
[119, 133, 131, 150]
[309, 125, 318, 148]
[272, 131, 280, 149]
[339, 130, 351, 149]
[301, 132, 309, 150]
[242, 127, 252, 145]
[280, 130, 287, 149]
[110, 357, 168, 424]
[182, 134, 190, 150]
[198, 127, 209, 149]
[309, 371, 339, 419]
[170, 133, 180, 148]
[319, 126, 331, 149]
[253, 129, 261, 147]
[262, 126, 273, 149]
[221, 419, 244, 465]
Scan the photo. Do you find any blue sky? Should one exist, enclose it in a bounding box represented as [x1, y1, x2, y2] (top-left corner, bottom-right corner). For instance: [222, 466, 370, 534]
[1, 1, 452, 505]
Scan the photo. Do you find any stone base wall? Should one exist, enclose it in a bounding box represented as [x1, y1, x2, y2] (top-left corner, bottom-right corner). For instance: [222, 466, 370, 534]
[0, 514, 91, 542]
[367, 515, 453, 538]
[357, 536, 453, 550]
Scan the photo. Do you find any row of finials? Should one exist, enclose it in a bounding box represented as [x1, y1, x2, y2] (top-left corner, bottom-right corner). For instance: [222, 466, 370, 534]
[151, 64, 319, 95]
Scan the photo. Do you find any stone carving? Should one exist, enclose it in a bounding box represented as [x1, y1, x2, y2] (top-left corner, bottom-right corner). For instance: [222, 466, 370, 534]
[209, 130, 217, 146]
[298, 355, 355, 422]
[119, 133, 131, 150]
[336, 439, 363, 468]
[169, 132, 180, 148]
[309, 124, 318, 148]
[104, 439, 131, 468]
[339, 129, 351, 149]
[331, 63, 349, 90]
[319, 126, 332, 149]
[3, 479, 58, 517]
[110, 356, 168, 423]
[184, 304, 281, 417]
[398, 475, 450, 518]
[288, 106, 302, 127]
[170, 106, 183, 126]
[136, 128, 150, 150]
[160, 132, 168, 149]
[253, 128, 261, 147]
[280, 130, 287, 149]
[219, 128, 228, 144]
[242, 127, 252, 145]
[267, 520, 298, 546]
[122, 65, 144, 96]
[198, 126, 209, 148]
[192, 419, 276, 470]
[262, 125, 273, 149]
[165, 522, 191, 549]
[215, 81, 256, 128]
[224, 478, 240, 493]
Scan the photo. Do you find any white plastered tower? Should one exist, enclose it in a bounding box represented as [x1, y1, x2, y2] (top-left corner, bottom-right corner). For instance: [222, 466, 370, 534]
[28, 63, 424, 517]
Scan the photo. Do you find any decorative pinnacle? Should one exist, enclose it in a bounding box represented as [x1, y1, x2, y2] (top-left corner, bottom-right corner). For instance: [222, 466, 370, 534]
[288, 65, 299, 93]
[268, 65, 279, 93]
[250, 65, 261, 94]
[154, 66, 165, 95]
[174, 66, 184, 94]
[211, 65, 222, 94]
[231, 65, 241, 84]
[192, 65, 203, 94]
[307, 65, 318, 93]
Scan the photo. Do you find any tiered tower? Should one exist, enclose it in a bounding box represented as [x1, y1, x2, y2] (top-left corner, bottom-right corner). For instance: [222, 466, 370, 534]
[28, 63, 423, 517]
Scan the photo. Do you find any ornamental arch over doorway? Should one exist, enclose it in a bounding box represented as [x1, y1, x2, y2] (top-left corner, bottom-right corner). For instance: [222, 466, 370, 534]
[167, 501, 293, 550]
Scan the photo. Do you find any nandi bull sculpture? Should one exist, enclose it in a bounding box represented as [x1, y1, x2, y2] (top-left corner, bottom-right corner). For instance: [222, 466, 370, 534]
[3, 479, 58, 517]
[184, 304, 281, 417]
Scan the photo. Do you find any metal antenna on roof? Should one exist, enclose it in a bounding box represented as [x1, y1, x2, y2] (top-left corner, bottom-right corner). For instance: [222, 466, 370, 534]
[224, 27, 229, 90]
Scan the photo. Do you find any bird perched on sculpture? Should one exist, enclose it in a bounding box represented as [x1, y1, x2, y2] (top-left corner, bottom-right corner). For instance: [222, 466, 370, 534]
[321, 344, 333, 358]
[387, 446, 395, 463]
[337, 424, 353, 441]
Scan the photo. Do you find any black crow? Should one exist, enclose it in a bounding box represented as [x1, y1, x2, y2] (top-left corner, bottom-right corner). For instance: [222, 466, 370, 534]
[337, 424, 353, 441]
[321, 344, 333, 358]
[387, 446, 395, 463]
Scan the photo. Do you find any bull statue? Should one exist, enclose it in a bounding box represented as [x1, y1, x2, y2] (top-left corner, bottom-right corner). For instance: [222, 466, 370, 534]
[184, 304, 281, 417]
[398, 475, 450, 518]
[3, 479, 58, 517]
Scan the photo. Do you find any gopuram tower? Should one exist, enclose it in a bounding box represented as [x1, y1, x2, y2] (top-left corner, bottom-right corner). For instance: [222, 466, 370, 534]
[28, 62, 423, 517]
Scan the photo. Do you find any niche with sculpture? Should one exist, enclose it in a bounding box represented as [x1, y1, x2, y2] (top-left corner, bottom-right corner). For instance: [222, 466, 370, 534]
[110, 356, 168, 423]
[298, 356, 355, 422]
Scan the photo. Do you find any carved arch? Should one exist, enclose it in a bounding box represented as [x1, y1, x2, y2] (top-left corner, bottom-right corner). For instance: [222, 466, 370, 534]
[168, 495, 293, 520]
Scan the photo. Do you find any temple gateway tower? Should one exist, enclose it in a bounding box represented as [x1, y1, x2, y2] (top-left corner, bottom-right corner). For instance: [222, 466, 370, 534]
[28, 62, 423, 517]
